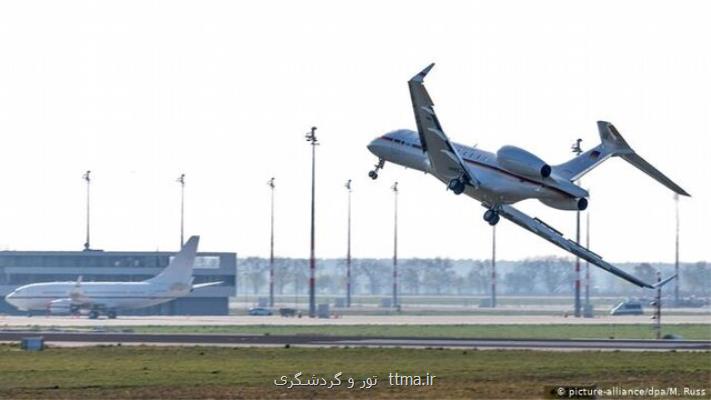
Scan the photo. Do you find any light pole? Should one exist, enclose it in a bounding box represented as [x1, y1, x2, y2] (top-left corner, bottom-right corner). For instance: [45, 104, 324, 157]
[491, 224, 497, 308]
[572, 138, 583, 318]
[585, 208, 591, 309]
[268, 177, 275, 308]
[392, 181, 399, 309]
[82, 170, 91, 251]
[305, 126, 318, 318]
[176, 173, 185, 247]
[674, 193, 680, 306]
[345, 179, 352, 308]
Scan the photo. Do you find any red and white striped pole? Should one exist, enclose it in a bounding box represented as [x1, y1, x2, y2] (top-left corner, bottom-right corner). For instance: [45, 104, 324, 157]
[392, 181, 399, 309]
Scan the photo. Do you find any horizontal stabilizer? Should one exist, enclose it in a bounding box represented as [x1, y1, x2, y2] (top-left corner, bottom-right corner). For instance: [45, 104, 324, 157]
[554, 122, 690, 197]
[599, 121, 689, 196]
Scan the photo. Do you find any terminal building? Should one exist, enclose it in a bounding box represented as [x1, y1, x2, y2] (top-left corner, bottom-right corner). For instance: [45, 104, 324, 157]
[0, 248, 237, 315]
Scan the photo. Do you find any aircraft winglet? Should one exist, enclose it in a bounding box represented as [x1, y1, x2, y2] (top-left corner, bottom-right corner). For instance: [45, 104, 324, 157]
[410, 63, 435, 83]
[652, 274, 677, 289]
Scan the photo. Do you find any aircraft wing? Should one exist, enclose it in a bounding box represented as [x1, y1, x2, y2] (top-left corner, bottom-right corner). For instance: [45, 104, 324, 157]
[192, 281, 223, 290]
[497, 204, 654, 288]
[408, 63, 478, 186]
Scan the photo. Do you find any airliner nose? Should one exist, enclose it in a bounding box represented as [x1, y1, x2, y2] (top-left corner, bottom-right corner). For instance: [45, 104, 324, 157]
[4, 291, 16, 306]
[367, 137, 388, 158]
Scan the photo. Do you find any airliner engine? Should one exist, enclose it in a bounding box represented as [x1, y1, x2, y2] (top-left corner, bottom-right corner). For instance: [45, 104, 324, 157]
[496, 145, 551, 179]
[47, 298, 73, 315]
[539, 197, 589, 211]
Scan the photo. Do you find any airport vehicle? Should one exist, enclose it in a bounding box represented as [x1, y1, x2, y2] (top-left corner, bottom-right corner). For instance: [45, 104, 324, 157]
[248, 307, 273, 316]
[610, 300, 644, 315]
[4, 236, 221, 319]
[278, 307, 298, 317]
[367, 64, 689, 289]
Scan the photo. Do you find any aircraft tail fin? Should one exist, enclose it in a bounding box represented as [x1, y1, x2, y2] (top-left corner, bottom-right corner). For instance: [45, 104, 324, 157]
[147, 236, 200, 285]
[553, 121, 690, 196]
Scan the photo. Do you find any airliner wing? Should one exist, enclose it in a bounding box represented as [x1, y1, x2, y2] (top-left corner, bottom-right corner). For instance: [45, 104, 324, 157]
[408, 64, 478, 185]
[192, 281, 223, 290]
[497, 204, 654, 288]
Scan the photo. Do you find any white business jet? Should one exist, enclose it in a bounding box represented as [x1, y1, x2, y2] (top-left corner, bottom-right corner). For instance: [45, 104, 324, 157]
[367, 64, 689, 288]
[4, 236, 221, 318]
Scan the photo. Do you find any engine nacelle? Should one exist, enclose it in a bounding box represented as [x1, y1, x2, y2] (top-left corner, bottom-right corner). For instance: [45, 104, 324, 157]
[47, 298, 74, 315]
[539, 197, 588, 211]
[496, 145, 552, 179]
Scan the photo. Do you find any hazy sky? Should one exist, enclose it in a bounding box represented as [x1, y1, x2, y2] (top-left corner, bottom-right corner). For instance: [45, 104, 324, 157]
[0, 1, 708, 264]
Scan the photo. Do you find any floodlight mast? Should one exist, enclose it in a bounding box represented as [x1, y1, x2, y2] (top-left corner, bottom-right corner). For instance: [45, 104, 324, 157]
[674, 193, 680, 306]
[345, 179, 352, 308]
[585, 208, 591, 310]
[268, 177, 275, 308]
[571, 138, 583, 318]
[305, 126, 318, 318]
[392, 181, 399, 309]
[83, 170, 91, 251]
[491, 224, 496, 308]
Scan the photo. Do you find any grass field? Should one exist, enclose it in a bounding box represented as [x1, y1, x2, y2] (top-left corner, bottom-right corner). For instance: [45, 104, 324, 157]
[0, 344, 708, 399]
[113, 323, 711, 340]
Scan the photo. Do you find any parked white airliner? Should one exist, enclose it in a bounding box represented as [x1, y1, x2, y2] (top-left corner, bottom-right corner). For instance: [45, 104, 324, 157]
[367, 64, 689, 289]
[4, 236, 221, 318]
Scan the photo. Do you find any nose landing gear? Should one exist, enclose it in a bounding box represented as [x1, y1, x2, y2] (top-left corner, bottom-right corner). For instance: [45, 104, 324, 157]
[369, 159, 385, 180]
[483, 209, 500, 226]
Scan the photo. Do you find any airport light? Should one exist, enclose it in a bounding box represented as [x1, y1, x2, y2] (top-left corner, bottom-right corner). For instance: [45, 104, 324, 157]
[268, 177, 276, 308]
[82, 170, 91, 251]
[305, 126, 318, 318]
[571, 138, 583, 318]
[674, 193, 680, 306]
[345, 179, 352, 308]
[391, 181, 399, 309]
[176, 173, 186, 247]
[491, 225, 497, 308]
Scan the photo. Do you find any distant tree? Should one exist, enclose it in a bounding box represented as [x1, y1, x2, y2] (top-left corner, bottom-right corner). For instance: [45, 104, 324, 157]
[240, 257, 268, 295]
[400, 259, 426, 295]
[503, 264, 537, 294]
[684, 261, 710, 298]
[467, 260, 490, 295]
[531, 256, 574, 294]
[422, 258, 455, 295]
[356, 259, 385, 295]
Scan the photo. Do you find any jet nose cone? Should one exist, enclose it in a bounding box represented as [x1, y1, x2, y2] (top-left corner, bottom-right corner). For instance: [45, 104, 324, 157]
[367, 138, 388, 158]
[4, 291, 16, 305]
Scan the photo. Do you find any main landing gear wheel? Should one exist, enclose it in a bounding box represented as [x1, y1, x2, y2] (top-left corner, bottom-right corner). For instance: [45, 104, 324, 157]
[107, 310, 117, 319]
[368, 159, 385, 180]
[483, 209, 500, 226]
[89, 310, 100, 319]
[447, 178, 466, 195]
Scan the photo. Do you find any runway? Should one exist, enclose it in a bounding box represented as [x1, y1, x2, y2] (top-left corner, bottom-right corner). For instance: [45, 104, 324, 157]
[1, 331, 709, 350]
[1, 314, 709, 327]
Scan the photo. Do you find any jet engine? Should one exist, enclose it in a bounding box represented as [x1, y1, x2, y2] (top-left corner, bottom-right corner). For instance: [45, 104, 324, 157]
[539, 197, 588, 211]
[47, 298, 74, 315]
[496, 145, 552, 179]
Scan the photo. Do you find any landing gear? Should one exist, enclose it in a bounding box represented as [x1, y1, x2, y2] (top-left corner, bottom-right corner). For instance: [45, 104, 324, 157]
[483, 209, 500, 226]
[368, 159, 385, 180]
[88, 310, 100, 319]
[107, 310, 117, 319]
[447, 178, 466, 195]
